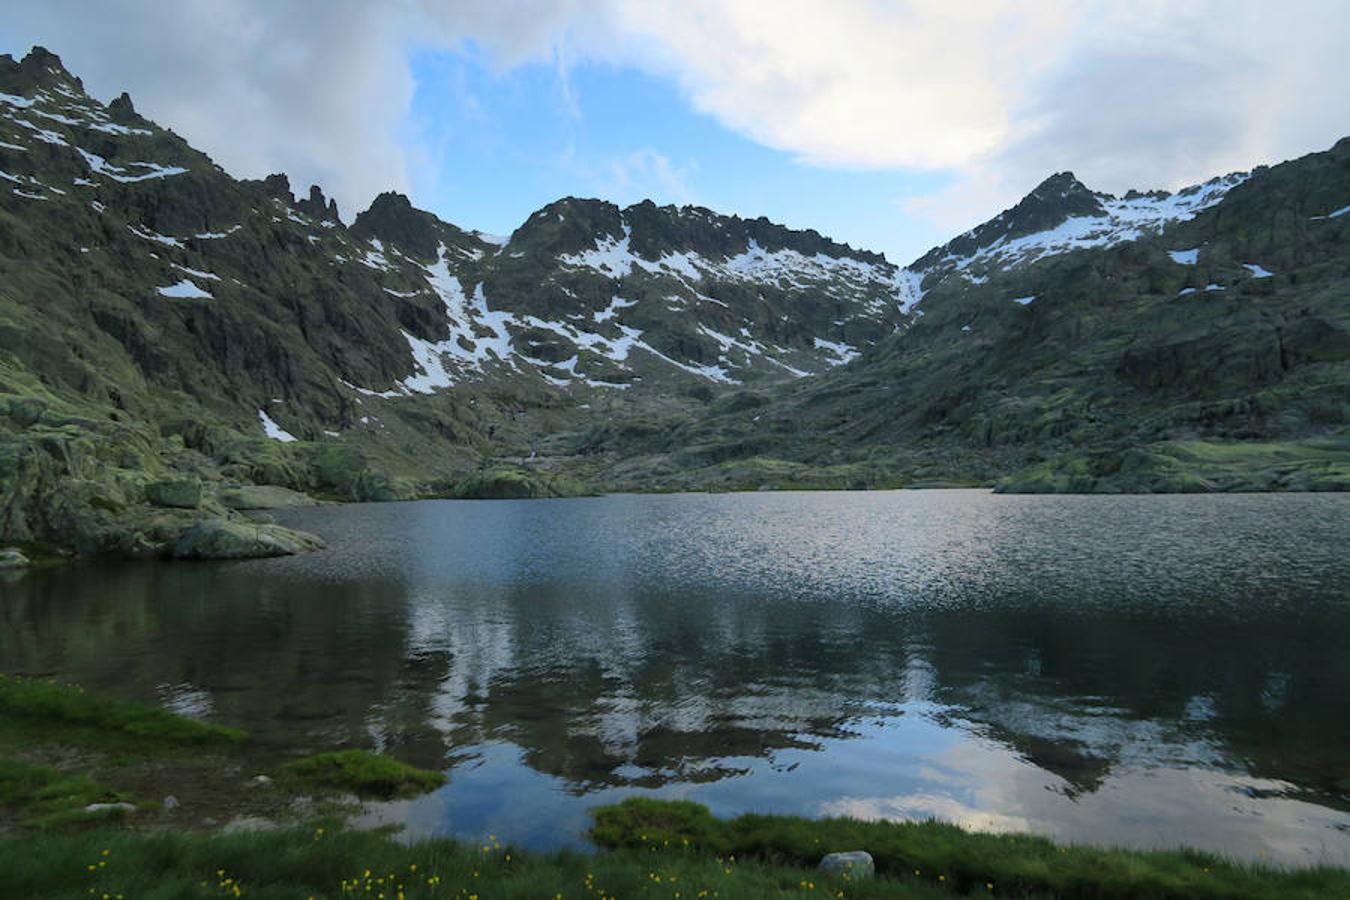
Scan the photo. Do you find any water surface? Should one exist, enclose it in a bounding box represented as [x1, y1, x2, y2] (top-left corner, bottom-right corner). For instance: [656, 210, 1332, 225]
[3, 490, 1348, 864]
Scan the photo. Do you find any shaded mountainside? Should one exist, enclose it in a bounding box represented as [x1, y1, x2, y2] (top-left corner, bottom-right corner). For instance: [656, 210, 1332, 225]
[0, 45, 1347, 556]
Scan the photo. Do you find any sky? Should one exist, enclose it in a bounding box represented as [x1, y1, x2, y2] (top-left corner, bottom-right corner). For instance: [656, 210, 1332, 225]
[2, 1, 1347, 265]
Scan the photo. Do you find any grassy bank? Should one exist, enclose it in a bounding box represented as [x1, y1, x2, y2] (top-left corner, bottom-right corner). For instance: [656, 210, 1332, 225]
[0, 824, 972, 900]
[591, 799, 1350, 900]
[4, 805, 1349, 900]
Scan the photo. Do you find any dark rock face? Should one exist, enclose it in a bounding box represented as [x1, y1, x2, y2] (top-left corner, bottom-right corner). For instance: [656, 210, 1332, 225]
[108, 91, 137, 121]
[296, 185, 340, 223]
[0, 46, 83, 95]
[509, 197, 626, 257]
[254, 173, 294, 202]
[350, 191, 448, 261]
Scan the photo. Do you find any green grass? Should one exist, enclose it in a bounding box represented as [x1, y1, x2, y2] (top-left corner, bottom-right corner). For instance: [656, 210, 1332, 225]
[590, 798, 1350, 900]
[0, 757, 141, 830]
[0, 678, 449, 830]
[0, 675, 245, 747]
[0, 825, 967, 900]
[283, 750, 447, 799]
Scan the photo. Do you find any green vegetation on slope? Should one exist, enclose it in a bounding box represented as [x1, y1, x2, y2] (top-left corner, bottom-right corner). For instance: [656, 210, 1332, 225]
[997, 435, 1350, 493]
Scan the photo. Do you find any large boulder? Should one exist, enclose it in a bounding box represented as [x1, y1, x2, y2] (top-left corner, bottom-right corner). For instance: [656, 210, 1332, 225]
[818, 851, 874, 880]
[172, 519, 324, 560]
[145, 479, 202, 509]
[0, 548, 29, 568]
[218, 484, 317, 510]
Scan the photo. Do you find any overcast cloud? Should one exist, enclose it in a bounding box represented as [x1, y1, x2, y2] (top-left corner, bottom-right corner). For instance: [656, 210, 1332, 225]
[4, 1, 1346, 244]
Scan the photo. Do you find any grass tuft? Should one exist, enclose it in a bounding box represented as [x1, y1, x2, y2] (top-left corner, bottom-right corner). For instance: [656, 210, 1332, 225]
[283, 750, 447, 799]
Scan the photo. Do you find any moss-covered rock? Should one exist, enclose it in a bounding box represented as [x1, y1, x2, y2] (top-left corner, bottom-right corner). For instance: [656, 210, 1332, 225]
[218, 484, 317, 510]
[171, 519, 324, 560]
[144, 479, 202, 509]
[450, 467, 590, 500]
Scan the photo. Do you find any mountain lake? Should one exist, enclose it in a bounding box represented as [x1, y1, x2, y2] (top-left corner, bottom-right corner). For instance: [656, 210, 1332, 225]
[2, 489, 1348, 866]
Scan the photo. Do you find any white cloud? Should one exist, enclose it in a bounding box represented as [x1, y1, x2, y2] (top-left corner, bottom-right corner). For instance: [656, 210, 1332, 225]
[3, 0, 1345, 255]
[597, 0, 1350, 248]
[600, 0, 1073, 171]
[0, 0, 585, 218]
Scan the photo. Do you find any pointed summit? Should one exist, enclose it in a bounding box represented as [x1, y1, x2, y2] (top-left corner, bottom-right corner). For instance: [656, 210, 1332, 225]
[1013, 172, 1106, 234]
[510, 196, 625, 257]
[297, 184, 341, 223]
[1, 45, 84, 96]
[910, 171, 1107, 270]
[21, 46, 70, 76]
[108, 91, 138, 122]
[351, 191, 454, 261]
[253, 173, 294, 203]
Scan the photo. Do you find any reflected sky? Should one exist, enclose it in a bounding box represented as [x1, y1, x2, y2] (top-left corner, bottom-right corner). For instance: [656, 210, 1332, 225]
[2, 490, 1348, 865]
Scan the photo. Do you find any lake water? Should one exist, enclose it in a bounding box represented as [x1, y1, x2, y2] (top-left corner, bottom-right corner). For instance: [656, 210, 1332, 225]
[3, 490, 1349, 865]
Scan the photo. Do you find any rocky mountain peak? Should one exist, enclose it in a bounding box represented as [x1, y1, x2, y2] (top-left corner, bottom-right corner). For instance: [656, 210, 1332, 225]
[509, 197, 626, 257]
[1, 45, 83, 95]
[350, 191, 456, 261]
[998, 171, 1107, 238]
[296, 184, 341, 223]
[255, 173, 294, 203]
[910, 171, 1110, 271]
[108, 91, 138, 122]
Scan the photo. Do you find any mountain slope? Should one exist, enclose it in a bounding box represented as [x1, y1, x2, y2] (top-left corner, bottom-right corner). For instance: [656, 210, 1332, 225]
[590, 140, 1350, 493]
[1, 45, 1347, 558]
[0, 47, 924, 554]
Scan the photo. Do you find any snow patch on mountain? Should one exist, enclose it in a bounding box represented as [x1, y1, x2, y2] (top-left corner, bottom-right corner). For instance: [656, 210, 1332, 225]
[171, 263, 220, 282]
[0, 92, 36, 109]
[1310, 204, 1350, 220]
[77, 147, 186, 182]
[925, 173, 1248, 282]
[128, 224, 184, 247]
[594, 295, 637, 323]
[157, 279, 212, 299]
[399, 250, 518, 393]
[258, 410, 297, 442]
[813, 336, 860, 364]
